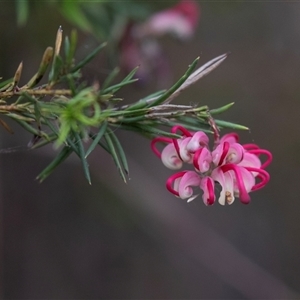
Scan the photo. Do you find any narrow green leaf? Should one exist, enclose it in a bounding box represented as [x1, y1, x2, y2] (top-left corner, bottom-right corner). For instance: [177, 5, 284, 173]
[104, 132, 127, 183]
[116, 115, 146, 124]
[71, 42, 107, 73]
[48, 55, 63, 83]
[16, 0, 29, 26]
[65, 29, 77, 68]
[209, 102, 235, 115]
[101, 79, 138, 94]
[0, 78, 13, 92]
[66, 137, 80, 156]
[120, 124, 180, 139]
[36, 146, 73, 182]
[65, 74, 77, 95]
[34, 102, 41, 128]
[85, 121, 108, 158]
[102, 67, 120, 91]
[140, 89, 166, 101]
[59, 1, 92, 33]
[101, 66, 139, 95]
[19, 92, 37, 104]
[42, 117, 82, 156]
[146, 57, 199, 107]
[31, 134, 57, 149]
[121, 66, 139, 82]
[8, 113, 35, 123]
[214, 119, 249, 130]
[89, 133, 110, 153]
[74, 132, 91, 184]
[64, 36, 70, 61]
[107, 128, 129, 175]
[177, 115, 208, 127]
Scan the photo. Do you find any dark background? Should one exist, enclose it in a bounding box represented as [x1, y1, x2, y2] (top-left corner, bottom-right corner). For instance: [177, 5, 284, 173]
[1, 2, 300, 299]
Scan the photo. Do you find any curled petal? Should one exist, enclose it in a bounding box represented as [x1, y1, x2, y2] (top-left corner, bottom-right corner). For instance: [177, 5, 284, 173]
[225, 143, 245, 164]
[193, 147, 212, 173]
[238, 152, 261, 177]
[212, 141, 230, 166]
[166, 171, 201, 201]
[213, 142, 244, 166]
[171, 125, 193, 137]
[171, 125, 193, 159]
[178, 171, 201, 200]
[219, 132, 239, 144]
[186, 131, 209, 152]
[200, 176, 215, 205]
[245, 166, 270, 191]
[239, 151, 261, 168]
[246, 149, 273, 169]
[151, 137, 173, 158]
[161, 143, 183, 169]
[243, 143, 260, 150]
[178, 137, 193, 163]
[211, 168, 235, 205]
[166, 171, 187, 197]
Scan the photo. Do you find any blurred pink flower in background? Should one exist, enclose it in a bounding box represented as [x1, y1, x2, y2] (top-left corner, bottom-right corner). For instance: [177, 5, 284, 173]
[119, 1, 200, 86]
[133, 0, 200, 40]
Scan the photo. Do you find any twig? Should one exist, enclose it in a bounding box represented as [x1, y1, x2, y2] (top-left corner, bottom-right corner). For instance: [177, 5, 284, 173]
[0, 89, 72, 98]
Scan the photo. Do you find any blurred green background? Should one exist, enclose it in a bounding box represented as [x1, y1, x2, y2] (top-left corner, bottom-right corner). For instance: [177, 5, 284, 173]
[1, 1, 300, 299]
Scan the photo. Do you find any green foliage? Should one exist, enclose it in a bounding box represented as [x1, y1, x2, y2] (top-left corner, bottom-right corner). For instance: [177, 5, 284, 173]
[15, 0, 150, 42]
[0, 28, 246, 183]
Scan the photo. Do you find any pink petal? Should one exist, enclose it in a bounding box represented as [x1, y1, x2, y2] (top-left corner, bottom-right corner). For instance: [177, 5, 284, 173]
[225, 143, 245, 164]
[178, 137, 193, 163]
[243, 143, 260, 150]
[151, 137, 173, 158]
[212, 142, 230, 166]
[171, 125, 192, 159]
[239, 152, 261, 168]
[245, 167, 270, 191]
[193, 147, 212, 173]
[166, 171, 187, 197]
[211, 168, 235, 205]
[221, 164, 255, 204]
[219, 133, 239, 144]
[186, 131, 209, 152]
[161, 143, 183, 169]
[178, 171, 201, 200]
[213, 142, 244, 166]
[171, 125, 193, 137]
[246, 149, 273, 169]
[200, 176, 215, 205]
[238, 152, 261, 177]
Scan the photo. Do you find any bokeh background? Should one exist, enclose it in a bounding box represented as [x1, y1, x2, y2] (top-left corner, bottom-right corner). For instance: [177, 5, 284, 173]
[1, 1, 300, 299]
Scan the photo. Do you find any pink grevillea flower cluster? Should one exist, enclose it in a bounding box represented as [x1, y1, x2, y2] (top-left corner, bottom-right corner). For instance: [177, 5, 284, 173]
[151, 126, 272, 205]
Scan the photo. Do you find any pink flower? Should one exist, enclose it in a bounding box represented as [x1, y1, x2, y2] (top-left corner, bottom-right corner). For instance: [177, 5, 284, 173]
[119, 1, 200, 85]
[134, 0, 200, 40]
[151, 126, 272, 205]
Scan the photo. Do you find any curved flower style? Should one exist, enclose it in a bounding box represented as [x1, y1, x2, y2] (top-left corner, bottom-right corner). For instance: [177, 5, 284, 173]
[151, 126, 272, 205]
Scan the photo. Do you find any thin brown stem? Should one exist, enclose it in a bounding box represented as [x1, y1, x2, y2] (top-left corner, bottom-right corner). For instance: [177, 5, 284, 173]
[0, 89, 72, 98]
